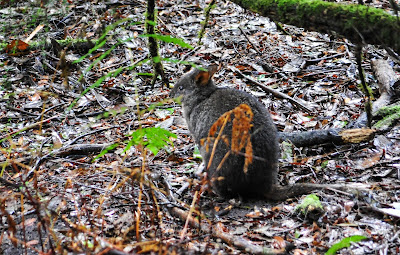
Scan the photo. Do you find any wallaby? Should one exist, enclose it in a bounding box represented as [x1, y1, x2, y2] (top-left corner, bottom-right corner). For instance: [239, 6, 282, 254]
[170, 65, 348, 200]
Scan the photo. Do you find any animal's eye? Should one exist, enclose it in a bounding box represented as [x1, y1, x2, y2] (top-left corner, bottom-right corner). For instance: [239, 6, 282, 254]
[179, 86, 183, 90]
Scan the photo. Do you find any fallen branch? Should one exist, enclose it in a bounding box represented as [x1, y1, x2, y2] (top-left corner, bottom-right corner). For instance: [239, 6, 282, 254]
[279, 128, 376, 147]
[0, 116, 59, 143]
[229, 65, 313, 113]
[28, 143, 114, 177]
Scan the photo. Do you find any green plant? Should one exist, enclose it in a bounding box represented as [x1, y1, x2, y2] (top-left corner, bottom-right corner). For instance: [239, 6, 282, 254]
[124, 127, 176, 156]
[325, 235, 368, 255]
[295, 194, 323, 215]
[69, 18, 194, 111]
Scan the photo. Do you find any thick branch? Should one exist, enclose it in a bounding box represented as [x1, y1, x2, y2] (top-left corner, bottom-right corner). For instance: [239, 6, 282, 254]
[230, 0, 400, 53]
[279, 128, 375, 147]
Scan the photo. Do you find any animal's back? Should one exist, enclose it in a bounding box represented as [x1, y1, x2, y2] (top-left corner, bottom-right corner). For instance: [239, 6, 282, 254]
[188, 87, 279, 197]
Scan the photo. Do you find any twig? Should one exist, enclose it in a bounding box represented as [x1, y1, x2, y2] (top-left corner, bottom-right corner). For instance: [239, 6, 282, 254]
[198, 0, 216, 45]
[6, 106, 41, 118]
[28, 143, 114, 177]
[238, 27, 261, 54]
[0, 177, 22, 189]
[146, 0, 168, 88]
[305, 53, 345, 63]
[180, 191, 198, 241]
[355, 44, 372, 127]
[24, 24, 44, 43]
[0, 116, 59, 142]
[229, 65, 313, 113]
[68, 126, 119, 146]
[40, 102, 67, 117]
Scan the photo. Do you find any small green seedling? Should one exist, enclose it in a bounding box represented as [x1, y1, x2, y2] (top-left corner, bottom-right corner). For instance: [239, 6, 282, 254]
[325, 235, 368, 255]
[295, 194, 324, 215]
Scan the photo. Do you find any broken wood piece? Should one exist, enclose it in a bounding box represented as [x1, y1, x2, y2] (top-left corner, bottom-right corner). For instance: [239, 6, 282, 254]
[24, 24, 44, 43]
[278, 128, 375, 147]
[339, 128, 376, 144]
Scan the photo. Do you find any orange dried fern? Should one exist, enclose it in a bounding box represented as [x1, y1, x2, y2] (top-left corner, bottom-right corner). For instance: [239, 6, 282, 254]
[201, 104, 254, 173]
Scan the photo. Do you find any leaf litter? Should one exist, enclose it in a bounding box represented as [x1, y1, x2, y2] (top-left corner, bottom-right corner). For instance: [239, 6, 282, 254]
[0, 0, 399, 254]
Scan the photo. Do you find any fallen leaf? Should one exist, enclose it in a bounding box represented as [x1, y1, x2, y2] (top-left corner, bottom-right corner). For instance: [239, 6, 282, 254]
[5, 39, 29, 55]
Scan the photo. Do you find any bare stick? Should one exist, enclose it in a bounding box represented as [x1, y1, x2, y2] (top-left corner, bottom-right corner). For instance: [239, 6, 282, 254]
[229, 65, 313, 113]
[0, 116, 59, 142]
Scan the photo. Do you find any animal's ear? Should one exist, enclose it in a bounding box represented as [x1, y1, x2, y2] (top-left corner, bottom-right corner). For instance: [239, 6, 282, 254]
[195, 64, 218, 86]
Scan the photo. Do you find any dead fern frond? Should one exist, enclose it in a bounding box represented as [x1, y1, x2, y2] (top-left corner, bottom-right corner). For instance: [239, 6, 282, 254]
[201, 104, 254, 173]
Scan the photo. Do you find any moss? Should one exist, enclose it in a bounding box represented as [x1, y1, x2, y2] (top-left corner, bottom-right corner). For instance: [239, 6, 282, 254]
[373, 104, 400, 128]
[375, 104, 400, 116]
[374, 111, 400, 129]
[231, 0, 400, 51]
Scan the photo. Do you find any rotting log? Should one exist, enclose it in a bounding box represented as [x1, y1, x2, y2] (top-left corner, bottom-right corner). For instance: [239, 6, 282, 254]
[230, 0, 400, 53]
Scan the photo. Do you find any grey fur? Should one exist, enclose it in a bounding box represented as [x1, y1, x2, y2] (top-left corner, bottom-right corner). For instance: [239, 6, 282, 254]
[170, 65, 279, 197]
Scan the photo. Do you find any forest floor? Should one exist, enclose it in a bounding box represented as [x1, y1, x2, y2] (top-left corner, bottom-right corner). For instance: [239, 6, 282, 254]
[1, 0, 400, 254]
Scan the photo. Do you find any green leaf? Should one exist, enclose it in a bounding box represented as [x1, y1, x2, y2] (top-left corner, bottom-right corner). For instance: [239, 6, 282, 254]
[325, 235, 368, 255]
[152, 56, 161, 63]
[321, 160, 329, 169]
[73, 18, 133, 64]
[145, 20, 157, 26]
[193, 145, 202, 159]
[125, 127, 177, 156]
[140, 34, 194, 49]
[136, 72, 153, 76]
[145, 127, 177, 155]
[68, 57, 150, 110]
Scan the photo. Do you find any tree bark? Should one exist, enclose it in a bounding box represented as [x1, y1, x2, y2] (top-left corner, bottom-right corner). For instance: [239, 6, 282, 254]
[279, 128, 375, 147]
[230, 0, 400, 53]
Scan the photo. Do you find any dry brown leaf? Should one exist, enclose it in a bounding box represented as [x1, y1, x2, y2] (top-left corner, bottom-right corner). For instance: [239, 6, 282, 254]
[5, 40, 29, 55]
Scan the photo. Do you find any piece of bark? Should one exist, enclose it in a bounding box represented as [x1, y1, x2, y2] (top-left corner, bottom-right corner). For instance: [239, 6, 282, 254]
[279, 128, 375, 147]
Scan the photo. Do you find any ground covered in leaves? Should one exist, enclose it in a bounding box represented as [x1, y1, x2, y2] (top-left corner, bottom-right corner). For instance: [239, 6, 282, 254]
[1, 0, 400, 254]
